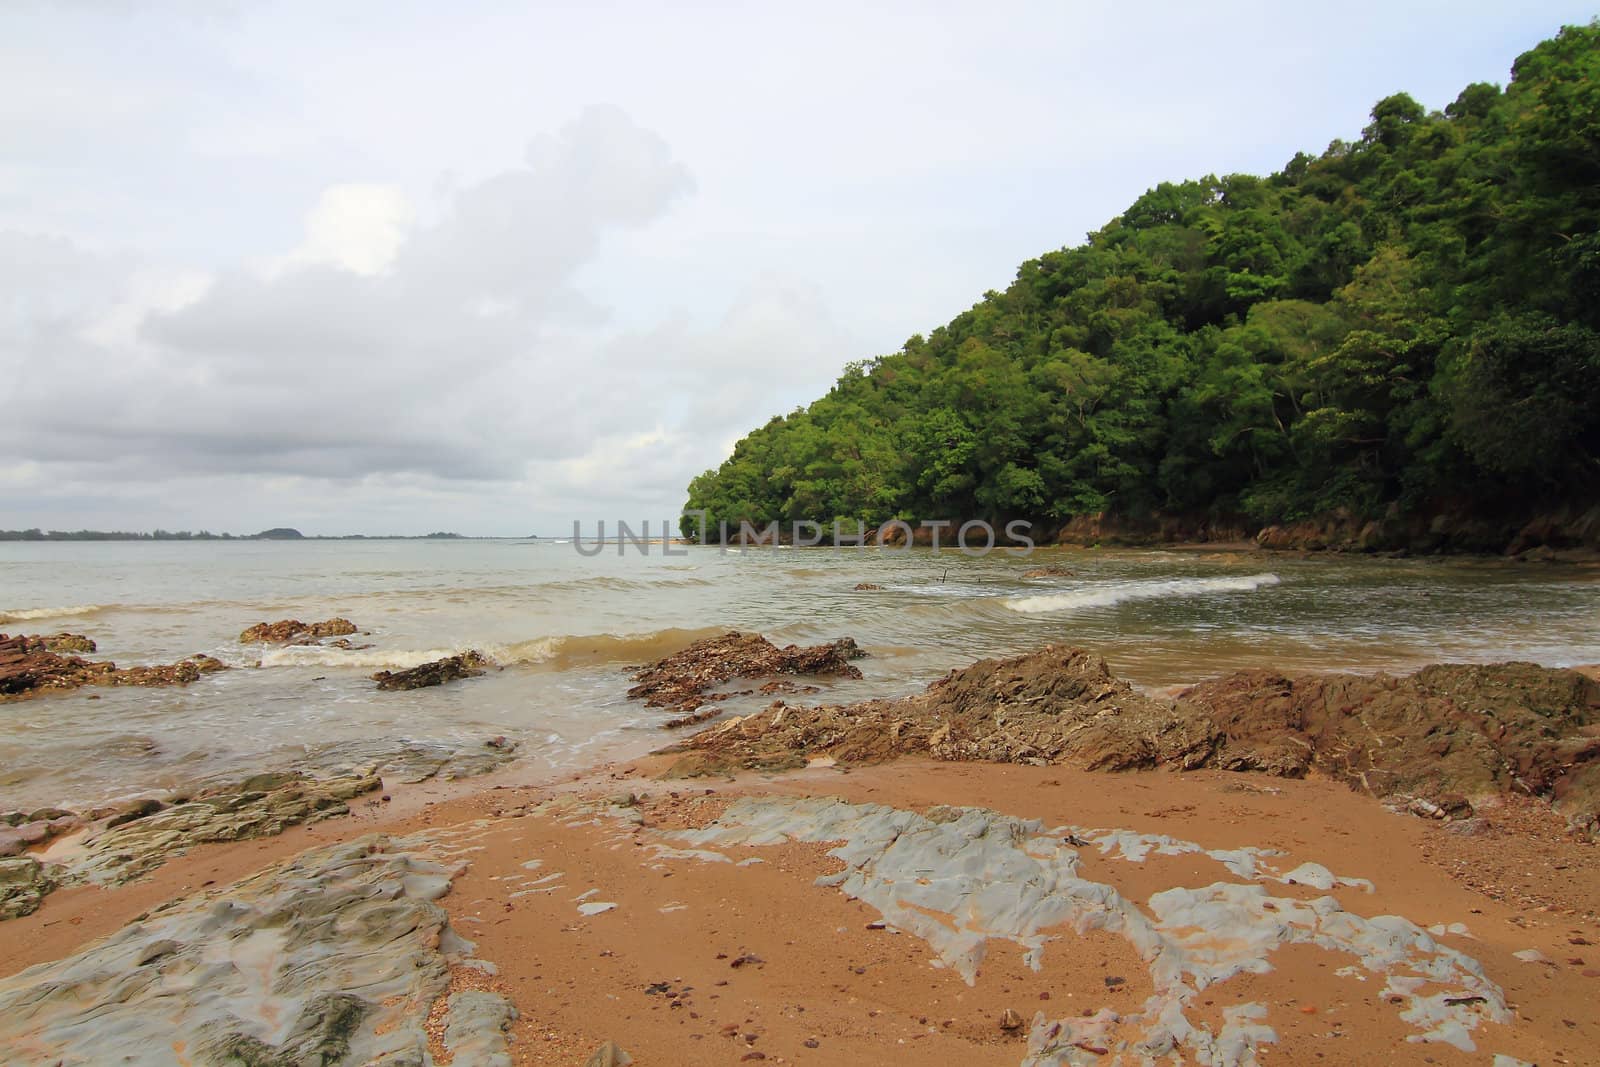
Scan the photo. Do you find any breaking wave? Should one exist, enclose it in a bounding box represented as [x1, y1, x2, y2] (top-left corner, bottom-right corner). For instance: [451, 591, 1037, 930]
[257, 626, 729, 672]
[1006, 573, 1281, 615]
[0, 604, 107, 624]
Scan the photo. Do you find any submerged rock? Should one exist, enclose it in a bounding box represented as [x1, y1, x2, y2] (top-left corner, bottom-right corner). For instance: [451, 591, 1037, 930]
[1021, 565, 1075, 578]
[661, 645, 1600, 828]
[238, 617, 359, 644]
[372, 650, 493, 690]
[629, 631, 866, 717]
[0, 633, 228, 700]
[0, 834, 515, 1065]
[292, 736, 521, 783]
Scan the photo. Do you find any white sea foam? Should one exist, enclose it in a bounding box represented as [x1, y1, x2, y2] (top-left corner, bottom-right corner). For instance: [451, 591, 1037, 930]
[1006, 573, 1281, 615]
[0, 604, 106, 623]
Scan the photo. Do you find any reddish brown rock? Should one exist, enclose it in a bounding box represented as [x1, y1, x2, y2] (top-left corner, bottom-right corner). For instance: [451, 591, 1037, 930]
[629, 631, 865, 718]
[659, 643, 1600, 829]
[372, 651, 492, 691]
[238, 618, 358, 644]
[0, 634, 229, 701]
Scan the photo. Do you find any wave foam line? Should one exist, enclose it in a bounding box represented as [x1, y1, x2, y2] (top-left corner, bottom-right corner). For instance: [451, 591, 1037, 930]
[1006, 573, 1281, 615]
[257, 626, 729, 672]
[0, 604, 107, 624]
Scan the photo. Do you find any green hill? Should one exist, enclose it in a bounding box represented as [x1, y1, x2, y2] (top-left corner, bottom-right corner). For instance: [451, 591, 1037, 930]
[683, 23, 1600, 551]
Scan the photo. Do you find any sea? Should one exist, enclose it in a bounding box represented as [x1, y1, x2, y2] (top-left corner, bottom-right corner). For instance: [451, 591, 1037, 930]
[2, 539, 1597, 811]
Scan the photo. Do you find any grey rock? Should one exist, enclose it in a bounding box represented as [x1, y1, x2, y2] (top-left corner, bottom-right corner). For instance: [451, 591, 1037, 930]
[0, 833, 504, 1065]
[443, 989, 518, 1067]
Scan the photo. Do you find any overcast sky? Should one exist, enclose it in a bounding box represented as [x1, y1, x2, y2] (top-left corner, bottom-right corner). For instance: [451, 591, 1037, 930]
[1, 2, 1592, 535]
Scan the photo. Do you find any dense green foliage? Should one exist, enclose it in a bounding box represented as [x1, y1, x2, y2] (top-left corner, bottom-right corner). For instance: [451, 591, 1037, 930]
[683, 25, 1600, 538]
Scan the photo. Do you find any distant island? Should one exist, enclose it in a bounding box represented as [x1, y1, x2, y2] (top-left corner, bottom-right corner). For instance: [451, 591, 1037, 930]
[0, 528, 468, 542]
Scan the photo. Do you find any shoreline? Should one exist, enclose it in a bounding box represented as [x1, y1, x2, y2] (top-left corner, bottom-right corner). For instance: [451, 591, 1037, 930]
[3, 645, 1599, 1064]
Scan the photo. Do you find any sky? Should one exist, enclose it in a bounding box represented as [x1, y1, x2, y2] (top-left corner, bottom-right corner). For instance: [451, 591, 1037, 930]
[1, 1, 1593, 536]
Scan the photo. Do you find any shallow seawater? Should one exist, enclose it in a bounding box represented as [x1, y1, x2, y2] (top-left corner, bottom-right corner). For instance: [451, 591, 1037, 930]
[1, 539, 1596, 809]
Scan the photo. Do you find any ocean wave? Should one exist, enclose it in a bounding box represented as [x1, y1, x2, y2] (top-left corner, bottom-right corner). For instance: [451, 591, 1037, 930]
[256, 626, 729, 672]
[499, 627, 728, 669]
[1005, 573, 1282, 615]
[257, 645, 471, 670]
[0, 604, 107, 623]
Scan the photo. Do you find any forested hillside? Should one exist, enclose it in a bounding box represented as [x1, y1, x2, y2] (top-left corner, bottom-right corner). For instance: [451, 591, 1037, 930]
[683, 23, 1600, 548]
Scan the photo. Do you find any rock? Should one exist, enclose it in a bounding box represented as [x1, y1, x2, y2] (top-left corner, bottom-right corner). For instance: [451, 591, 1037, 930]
[584, 1040, 634, 1067]
[0, 634, 229, 700]
[629, 631, 867, 717]
[648, 793, 1508, 1060]
[38, 633, 96, 653]
[238, 617, 358, 644]
[67, 771, 383, 886]
[27, 806, 76, 823]
[658, 646, 1600, 828]
[853, 582, 883, 590]
[290, 736, 520, 783]
[444, 989, 518, 1067]
[372, 650, 493, 691]
[105, 797, 164, 829]
[661, 646, 1214, 777]
[0, 834, 510, 1064]
[0, 830, 24, 858]
[1021, 565, 1075, 578]
[0, 856, 58, 919]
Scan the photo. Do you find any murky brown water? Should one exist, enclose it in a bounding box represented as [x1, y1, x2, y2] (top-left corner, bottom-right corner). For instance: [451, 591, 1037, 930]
[2, 539, 1596, 809]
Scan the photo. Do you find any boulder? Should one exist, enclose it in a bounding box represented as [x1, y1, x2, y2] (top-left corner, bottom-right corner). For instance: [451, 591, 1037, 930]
[372, 651, 492, 691]
[629, 631, 866, 716]
[238, 617, 359, 644]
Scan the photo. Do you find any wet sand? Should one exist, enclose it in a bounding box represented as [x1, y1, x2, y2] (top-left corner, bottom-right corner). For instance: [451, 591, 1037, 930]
[7, 753, 1598, 1066]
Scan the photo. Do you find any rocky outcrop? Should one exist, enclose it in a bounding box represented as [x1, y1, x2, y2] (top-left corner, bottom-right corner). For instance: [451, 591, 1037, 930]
[0, 737, 523, 920]
[1178, 662, 1600, 826]
[629, 631, 866, 718]
[70, 770, 385, 885]
[0, 834, 517, 1065]
[238, 617, 359, 644]
[662, 645, 1600, 831]
[661, 646, 1205, 775]
[16, 632, 98, 653]
[372, 650, 492, 690]
[0, 634, 227, 700]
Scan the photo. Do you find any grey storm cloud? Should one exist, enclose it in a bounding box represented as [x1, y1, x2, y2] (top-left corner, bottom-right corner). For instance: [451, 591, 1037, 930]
[12, 106, 694, 482]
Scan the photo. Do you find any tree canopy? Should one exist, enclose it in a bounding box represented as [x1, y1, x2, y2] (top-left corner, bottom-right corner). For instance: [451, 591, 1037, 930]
[683, 24, 1600, 540]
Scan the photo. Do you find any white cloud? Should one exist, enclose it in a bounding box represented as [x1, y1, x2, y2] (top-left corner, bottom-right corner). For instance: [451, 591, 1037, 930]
[271, 183, 414, 277]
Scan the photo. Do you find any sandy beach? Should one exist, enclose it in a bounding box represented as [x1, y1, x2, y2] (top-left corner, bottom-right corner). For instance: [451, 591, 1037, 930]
[4, 646, 1599, 1066]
